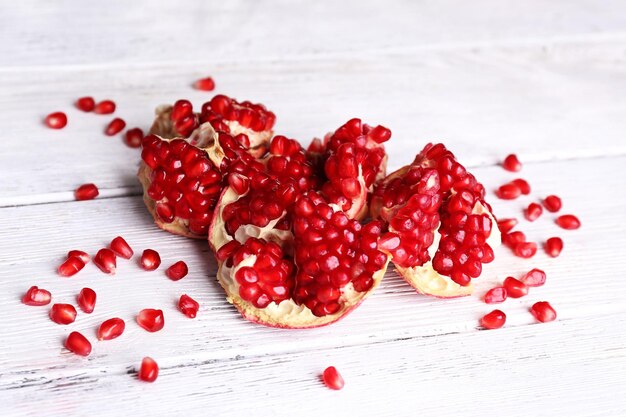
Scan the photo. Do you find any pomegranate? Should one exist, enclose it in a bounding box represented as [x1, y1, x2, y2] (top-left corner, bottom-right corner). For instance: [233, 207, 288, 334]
[524, 202, 542, 222]
[94, 248, 116, 274]
[178, 294, 199, 318]
[105, 118, 126, 136]
[58, 256, 86, 277]
[166, 261, 188, 281]
[544, 237, 563, 257]
[139, 357, 159, 382]
[22, 286, 52, 306]
[480, 310, 506, 329]
[49, 303, 77, 325]
[68, 250, 90, 264]
[556, 214, 581, 230]
[193, 77, 215, 91]
[97, 318, 126, 340]
[137, 309, 164, 332]
[497, 218, 518, 234]
[503, 277, 528, 298]
[495, 182, 521, 200]
[530, 301, 557, 323]
[94, 100, 116, 114]
[512, 178, 531, 195]
[65, 332, 92, 356]
[521, 268, 546, 287]
[543, 195, 562, 212]
[77, 287, 96, 313]
[140, 249, 161, 271]
[502, 154, 521, 172]
[513, 242, 537, 258]
[74, 183, 99, 201]
[125, 128, 144, 148]
[484, 287, 507, 304]
[45, 112, 67, 129]
[76, 96, 95, 112]
[322, 366, 345, 390]
[110, 236, 134, 259]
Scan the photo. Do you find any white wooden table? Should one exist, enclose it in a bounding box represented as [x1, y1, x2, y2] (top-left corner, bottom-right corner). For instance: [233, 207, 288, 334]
[2, 1, 626, 416]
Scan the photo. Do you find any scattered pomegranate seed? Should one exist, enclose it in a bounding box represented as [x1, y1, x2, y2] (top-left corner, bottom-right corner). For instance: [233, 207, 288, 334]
[74, 183, 99, 201]
[65, 332, 92, 356]
[484, 287, 507, 304]
[139, 357, 159, 382]
[110, 236, 134, 259]
[502, 154, 522, 172]
[524, 202, 543, 222]
[530, 301, 557, 323]
[137, 309, 164, 332]
[521, 268, 546, 287]
[94, 248, 117, 274]
[543, 195, 562, 212]
[76, 96, 96, 112]
[513, 242, 537, 258]
[166, 261, 188, 281]
[193, 77, 216, 91]
[480, 310, 506, 329]
[77, 287, 97, 313]
[497, 218, 518, 234]
[495, 183, 522, 200]
[105, 118, 126, 136]
[140, 249, 161, 271]
[49, 303, 78, 325]
[97, 318, 126, 340]
[57, 256, 86, 277]
[544, 237, 563, 257]
[503, 231, 526, 247]
[503, 277, 529, 298]
[94, 100, 116, 114]
[322, 366, 345, 390]
[178, 294, 199, 318]
[68, 250, 90, 264]
[124, 127, 144, 148]
[44, 112, 68, 129]
[512, 178, 531, 195]
[22, 286, 52, 306]
[555, 214, 581, 230]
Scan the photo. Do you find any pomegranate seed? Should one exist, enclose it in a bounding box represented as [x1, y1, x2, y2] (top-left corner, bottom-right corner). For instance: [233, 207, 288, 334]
[74, 183, 99, 201]
[544, 237, 563, 257]
[543, 195, 562, 212]
[22, 286, 51, 306]
[58, 256, 86, 277]
[530, 301, 557, 323]
[480, 310, 506, 329]
[76, 96, 95, 112]
[193, 77, 216, 91]
[77, 287, 97, 313]
[124, 127, 144, 148]
[322, 366, 345, 390]
[513, 242, 537, 258]
[94, 100, 116, 114]
[140, 249, 161, 271]
[65, 332, 92, 356]
[503, 231, 526, 247]
[94, 248, 116, 274]
[49, 303, 77, 325]
[512, 178, 531, 195]
[178, 294, 199, 318]
[68, 250, 90, 264]
[139, 357, 159, 382]
[495, 183, 521, 200]
[497, 218, 518, 234]
[502, 154, 522, 172]
[44, 112, 67, 129]
[484, 287, 507, 304]
[171, 100, 193, 122]
[110, 236, 134, 259]
[503, 277, 529, 298]
[555, 214, 580, 230]
[524, 202, 543, 222]
[521, 268, 546, 287]
[105, 118, 126, 136]
[137, 309, 164, 332]
[97, 318, 126, 340]
[166, 261, 188, 281]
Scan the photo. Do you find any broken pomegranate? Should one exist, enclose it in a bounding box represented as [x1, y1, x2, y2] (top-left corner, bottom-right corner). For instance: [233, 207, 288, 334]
[97, 318, 126, 340]
[480, 310, 506, 329]
[502, 154, 522, 172]
[503, 277, 529, 298]
[49, 303, 77, 325]
[556, 214, 581, 230]
[544, 237, 563, 257]
[65, 332, 92, 356]
[137, 309, 164, 332]
[140, 249, 161, 271]
[76, 96, 95, 112]
[322, 366, 345, 390]
[110, 236, 134, 259]
[45, 112, 67, 129]
[139, 357, 159, 382]
[75, 183, 99, 201]
[58, 256, 86, 277]
[178, 294, 199, 318]
[77, 287, 96, 313]
[530, 301, 557, 323]
[166, 261, 188, 281]
[94, 248, 117, 274]
[22, 286, 52, 306]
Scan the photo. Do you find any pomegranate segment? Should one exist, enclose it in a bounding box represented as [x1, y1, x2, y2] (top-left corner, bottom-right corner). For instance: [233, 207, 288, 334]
[58, 256, 86, 277]
[178, 294, 199, 318]
[544, 237, 563, 257]
[484, 287, 507, 304]
[166, 261, 188, 281]
[555, 214, 581, 230]
[94, 248, 117, 274]
[530, 301, 557, 323]
[45, 112, 68, 129]
[521, 268, 546, 287]
[322, 366, 345, 390]
[97, 318, 126, 340]
[94, 100, 116, 114]
[75, 183, 99, 201]
[68, 250, 90, 264]
[543, 195, 562, 213]
[503, 277, 529, 298]
[76, 96, 95, 112]
[49, 303, 77, 325]
[502, 154, 522, 172]
[524, 202, 543, 222]
[77, 287, 97, 313]
[497, 218, 518, 234]
[140, 249, 161, 271]
[137, 309, 164, 332]
[105, 118, 126, 136]
[110, 236, 134, 259]
[480, 310, 506, 329]
[124, 127, 144, 148]
[65, 332, 92, 356]
[139, 357, 159, 382]
[193, 77, 215, 91]
[22, 286, 52, 306]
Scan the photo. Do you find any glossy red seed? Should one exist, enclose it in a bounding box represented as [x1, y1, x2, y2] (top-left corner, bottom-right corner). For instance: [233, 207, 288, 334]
[110, 236, 134, 259]
[65, 332, 92, 356]
[484, 287, 507, 304]
[105, 118, 126, 136]
[68, 250, 90, 264]
[193, 77, 216, 91]
[124, 127, 144, 148]
[543, 195, 562, 213]
[322, 366, 345, 390]
[45, 112, 68, 129]
[58, 256, 86, 277]
[140, 249, 161, 271]
[178, 294, 199, 318]
[524, 202, 543, 222]
[94, 100, 116, 114]
[502, 154, 522, 172]
[503, 231, 526, 247]
[513, 241, 537, 258]
[137, 309, 164, 332]
[166, 261, 188, 281]
[94, 248, 117, 274]
[76, 96, 95, 112]
[495, 183, 522, 200]
[22, 286, 51, 306]
[521, 268, 546, 287]
[171, 100, 193, 122]
[530, 301, 557, 323]
[555, 214, 581, 230]
[74, 183, 99, 200]
[480, 310, 506, 329]
[77, 287, 97, 313]
[497, 218, 518, 234]
[139, 357, 159, 382]
[544, 237, 563, 257]
[512, 178, 531, 195]
[503, 277, 529, 298]
[49, 303, 77, 325]
[97, 318, 126, 340]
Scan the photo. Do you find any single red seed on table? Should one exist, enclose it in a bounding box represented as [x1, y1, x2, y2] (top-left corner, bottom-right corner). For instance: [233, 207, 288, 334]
[110, 236, 134, 259]
[512, 178, 531, 195]
[322, 366, 345, 390]
[105, 117, 126, 136]
[502, 154, 522, 172]
[94, 248, 117, 274]
[75, 183, 99, 201]
[521, 268, 546, 287]
[124, 127, 144, 148]
[543, 195, 562, 212]
[193, 77, 216, 91]
[140, 249, 161, 271]
[45, 112, 68, 129]
[513, 241, 537, 258]
[50, 303, 77, 325]
[77, 287, 97, 313]
[139, 357, 159, 382]
[524, 202, 543, 222]
[497, 218, 518, 234]
[137, 309, 164, 332]
[503, 277, 529, 298]
[94, 100, 116, 114]
[76, 96, 95, 112]
[480, 309, 506, 329]
[484, 287, 507, 304]
[22, 286, 51, 306]
[555, 214, 581, 230]
[68, 250, 90, 264]
[65, 332, 92, 356]
[503, 231, 526, 247]
[544, 237, 563, 257]
[58, 256, 86, 277]
[98, 318, 126, 340]
[178, 294, 199, 318]
[530, 301, 557, 323]
[495, 183, 522, 200]
[166, 261, 188, 281]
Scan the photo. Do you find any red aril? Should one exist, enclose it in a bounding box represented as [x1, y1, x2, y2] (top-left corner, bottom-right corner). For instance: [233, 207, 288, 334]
[322, 366, 345, 390]
[65, 332, 92, 356]
[94, 100, 116, 114]
[77, 287, 97, 313]
[544, 237, 563, 257]
[193, 77, 216, 91]
[137, 309, 164, 332]
[58, 256, 86, 277]
[75, 183, 99, 201]
[521, 268, 546, 287]
[68, 250, 90, 264]
[543, 195, 562, 212]
[94, 248, 116, 274]
[495, 183, 522, 200]
[45, 112, 68, 129]
[76, 96, 95, 112]
[480, 310, 506, 329]
[22, 286, 51, 306]
[555, 214, 580, 230]
[484, 287, 507, 304]
[178, 294, 199, 318]
[139, 357, 159, 382]
[513, 242, 537, 258]
[105, 118, 126, 136]
[49, 303, 77, 325]
[166, 261, 188, 281]
[124, 127, 144, 148]
[530, 301, 557, 323]
[503, 231, 526, 248]
[140, 249, 161, 271]
[503, 277, 529, 298]
[110, 236, 134, 259]
[502, 154, 521, 172]
[524, 202, 543, 222]
[512, 178, 531, 195]
[497, 218, 518, 234]
[97, 318, 126, 340]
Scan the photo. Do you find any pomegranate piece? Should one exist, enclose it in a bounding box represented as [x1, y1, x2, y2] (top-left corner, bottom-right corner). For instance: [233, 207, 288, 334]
[22, 286, 51, 306]
[166, 261, 188, 281]
[94, 100, 116, 114]
[512, 178, 531, 195]
[322, 366, 345, 390]
[140, 249, 161, 271]
[94, 248, 116, 274]
[555, 214, 580, 230]
[65, 332, 92, 356]
[178, 294, 199, 318]
[124, 127, 144, 148]
[543, 195, 562, 213]
[110, 236, 134, 259]
[97, 318, 126, 340]
[530, 301, 557, 323]
[58, 256, 86, 277]
[503, 277, 529, 298]
[139, 357, 159, 382]
[497, 218, 518, 234]
[502, 154, 522, 172]
[49, 303, 77, 325]
[68, 250, 90, 264]
[495, 182, 522, 200]
[76, 96, 95, 112]
[513, 242, 537, 258]
[137, 308, 164, 332]
[77, 287, 97, 313]
[524, 202, 543, 222]
[484, 287, 507, 304]
[105, 117, 126, 136]
[480, 309, 506, 329]
[521, 268, 546, 287]
[544, 237, 563, 257]
[193, 76, 215, 91]
[44, 112, 67, 129]
[75, 183, 99, 201]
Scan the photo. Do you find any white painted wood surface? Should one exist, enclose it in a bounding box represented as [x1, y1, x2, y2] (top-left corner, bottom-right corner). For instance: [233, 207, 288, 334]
[1, 1, 625, 416]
